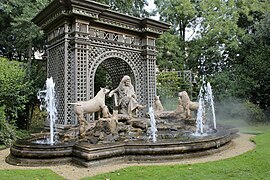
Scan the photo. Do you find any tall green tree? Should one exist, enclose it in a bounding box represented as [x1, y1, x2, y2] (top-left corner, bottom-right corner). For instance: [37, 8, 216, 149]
[190, 0, 243, 77]
[156, 31, 185, 71]
[235, 12, 270, 109]
[209, 0, 270, 101]
[154, 0, 269, 74]
[0, 0, 50, 129]
[154, 0, 198, 71]
[0, 58, 33, 125]
[94, 0, 149, 17]
[0, 0, 50, 61]
[154, 0, 197, 41]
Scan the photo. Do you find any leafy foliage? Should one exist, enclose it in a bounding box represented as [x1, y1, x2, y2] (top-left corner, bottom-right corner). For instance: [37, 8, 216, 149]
[0, 58, 33, 121]
[156, 72, 182, 97]
[215, 98, 268, 125]
[0, 0, 50, 60]
[0, 106, 17, 146]
[236, 13, 270, 110]
[212, 12, 270, 112]
[0, 58, 35, 144]
[156, 32, 185, 71]
[93, 0, 149, 17]
[154, 0, 197, 41]
[243, 101, 267, 124]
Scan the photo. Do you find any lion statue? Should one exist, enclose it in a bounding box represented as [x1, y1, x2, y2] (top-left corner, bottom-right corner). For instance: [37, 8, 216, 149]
[154, 95, 164, 115]
[177, 91, 199, 119]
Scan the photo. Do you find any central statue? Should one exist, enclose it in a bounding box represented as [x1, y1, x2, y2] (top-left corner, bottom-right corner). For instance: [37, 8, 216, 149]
[109, 75, 144, 118]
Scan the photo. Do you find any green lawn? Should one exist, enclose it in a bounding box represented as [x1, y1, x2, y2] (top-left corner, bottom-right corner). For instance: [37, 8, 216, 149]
[218, 118, 270, 134]
[0, 169, 63, 180]
[84, 126, 270, 180]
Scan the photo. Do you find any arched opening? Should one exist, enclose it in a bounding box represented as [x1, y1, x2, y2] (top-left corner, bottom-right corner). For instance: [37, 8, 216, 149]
[94, 57, 135, 112]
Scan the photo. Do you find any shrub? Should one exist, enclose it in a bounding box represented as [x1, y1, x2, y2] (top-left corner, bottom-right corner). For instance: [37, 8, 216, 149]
[243, 101, 267, 124]
[215, 98, 267, 125]
[0, 106, 17, 146]
[0, 58, 33, 124]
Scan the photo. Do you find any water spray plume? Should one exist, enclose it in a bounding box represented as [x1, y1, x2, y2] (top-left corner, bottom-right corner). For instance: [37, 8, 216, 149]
[37, 77, 57, 145]
[149, 107, 157, 143]
[195, 78, 217, 135]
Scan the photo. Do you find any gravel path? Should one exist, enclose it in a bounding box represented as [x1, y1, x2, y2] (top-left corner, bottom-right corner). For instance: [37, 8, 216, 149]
[0, 133, 255, 180]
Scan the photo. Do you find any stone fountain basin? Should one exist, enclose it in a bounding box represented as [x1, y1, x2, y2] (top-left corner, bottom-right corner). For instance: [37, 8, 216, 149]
[6, 139, 74, 166]
[73, 129, 232, 167]
[6, 129, 232, 167]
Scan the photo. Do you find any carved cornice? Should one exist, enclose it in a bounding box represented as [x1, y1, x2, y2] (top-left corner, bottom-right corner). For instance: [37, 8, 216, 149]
[72, 8, 98, 19]
[32, 0, 170, 35]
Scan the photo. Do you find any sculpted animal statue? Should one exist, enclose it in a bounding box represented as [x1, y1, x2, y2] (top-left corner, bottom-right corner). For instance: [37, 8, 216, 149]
[69, 87, 110, 125]
[154, 95, 164, 115]
[178, 91, 199, 119]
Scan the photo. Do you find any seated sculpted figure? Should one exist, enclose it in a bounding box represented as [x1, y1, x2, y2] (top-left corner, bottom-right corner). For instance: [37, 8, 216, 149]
[109, 75, 144, 117]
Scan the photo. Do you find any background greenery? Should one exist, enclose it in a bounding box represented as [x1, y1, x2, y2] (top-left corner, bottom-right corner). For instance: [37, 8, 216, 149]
[0, 1, 269, 179]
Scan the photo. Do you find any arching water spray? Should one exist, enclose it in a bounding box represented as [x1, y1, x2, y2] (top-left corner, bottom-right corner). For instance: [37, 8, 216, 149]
[149, 107, 157, 143]
[37, 77, 57, 144]
[196, 86, 205, 134]
[207, 82, 216, 130]
[195, 79, 217, 135]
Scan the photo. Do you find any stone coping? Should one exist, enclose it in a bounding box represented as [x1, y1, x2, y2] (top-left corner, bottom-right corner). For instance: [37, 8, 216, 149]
[6, 129, 232, 167]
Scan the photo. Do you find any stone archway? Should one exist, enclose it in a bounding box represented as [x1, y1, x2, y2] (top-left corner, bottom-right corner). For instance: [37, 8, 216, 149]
[90, 51, 140, 103]
[94, 56, 135, 91]
[93, 56, 136, 115]
[33, 0, 170, 127]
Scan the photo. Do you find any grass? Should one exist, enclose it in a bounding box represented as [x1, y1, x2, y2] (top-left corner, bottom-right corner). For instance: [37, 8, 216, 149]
[218, 118, 249, 128]
[218, 118, 270, 134]
[238, 125, 270, 134]
[0, 169, 64, 180]
[84, 126, 270, 180]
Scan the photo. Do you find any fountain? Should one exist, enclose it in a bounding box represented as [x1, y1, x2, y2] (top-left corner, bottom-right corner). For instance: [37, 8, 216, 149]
[6, 77, 74, 166]
[148, 107, 157, 143]
[6, 74, 234, 167]
[6, 0, 236, 168]
[195, 80, 217, 135]
[37, 77, 57, 145]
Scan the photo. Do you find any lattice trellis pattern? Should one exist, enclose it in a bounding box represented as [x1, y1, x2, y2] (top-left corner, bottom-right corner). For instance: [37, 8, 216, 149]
[76, 44, 88, 102]
[46, 24, 162, 125]
[66, 41, 76, 125]
[88, 47, 145, 102]
[101, 58, 134, 87]
[34, 0, 169, 127]
[47, 42, 65, 125]
[47, 34, 158, 125]
[147, 55, 157, 108]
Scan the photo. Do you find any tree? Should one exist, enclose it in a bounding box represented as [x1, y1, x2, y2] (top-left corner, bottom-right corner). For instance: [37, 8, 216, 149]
[94, 0, 149, 17]
[210, 12, 270, 124]
[156, 31, 185, 71]
[0, 0, 50, 129]
[0, 0, 50, 61]
[154, 0, 197, 41]
[0, 105, 18, 146]
[154, 0, 270, 74]
[0, 58, 33, 126]
[236, 12, 270, 109]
